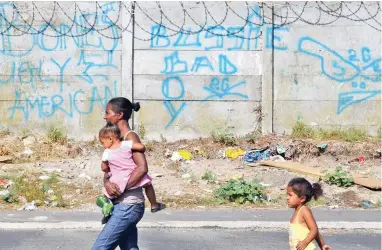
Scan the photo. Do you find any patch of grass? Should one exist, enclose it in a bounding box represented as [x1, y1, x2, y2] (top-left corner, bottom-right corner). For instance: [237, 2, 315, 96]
[20, 128, 31, 139]
[245, 132, 260, 144]
[139, 122, 146, 140]
[211, 127, 237, 146]
[0, 127, 10, 137]
[9, 175, 45, 203]
[88, 136, 98, 147]
[146, 141, 154, 151]
[291, 121, 315, 138]
[324, 167, 354, 187]
[44, 173, 60, 185]
[5, 173, 68, 207]
[201, 170, 218, 184]
[160, 134, 167, 143]
[46, 126, 67, 144]
[375, 199, 381, 208]
[53, 188, 68, 207]
[292, 121, 370, 142]
[307, 197, 326, 207]
[216, 179, 265, 204]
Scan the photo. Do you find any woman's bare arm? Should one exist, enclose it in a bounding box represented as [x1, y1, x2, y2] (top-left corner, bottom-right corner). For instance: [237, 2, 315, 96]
[125, 132, 148, 189]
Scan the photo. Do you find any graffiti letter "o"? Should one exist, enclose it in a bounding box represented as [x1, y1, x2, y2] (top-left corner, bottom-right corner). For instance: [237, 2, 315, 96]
[161, 76, 185, 100]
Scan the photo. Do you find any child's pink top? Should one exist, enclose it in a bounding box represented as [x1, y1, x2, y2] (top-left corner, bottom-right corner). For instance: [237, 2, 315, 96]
[102, 140, 151, 199]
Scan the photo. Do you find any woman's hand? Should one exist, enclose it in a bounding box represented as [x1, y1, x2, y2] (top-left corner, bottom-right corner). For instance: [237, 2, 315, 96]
[104, 180, 121, 197]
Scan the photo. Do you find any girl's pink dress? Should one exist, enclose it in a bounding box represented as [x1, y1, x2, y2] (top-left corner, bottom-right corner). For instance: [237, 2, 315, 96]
[102, 141, 152, 199]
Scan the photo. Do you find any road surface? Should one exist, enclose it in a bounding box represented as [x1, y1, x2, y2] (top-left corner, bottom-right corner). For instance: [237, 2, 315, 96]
[0, 228, 380, 250]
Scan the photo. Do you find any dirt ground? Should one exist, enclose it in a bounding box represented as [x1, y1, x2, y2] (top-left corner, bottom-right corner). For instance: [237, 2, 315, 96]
[0, 132, 380, 211]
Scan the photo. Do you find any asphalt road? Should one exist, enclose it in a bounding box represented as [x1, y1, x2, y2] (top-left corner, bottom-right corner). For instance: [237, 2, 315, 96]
[0, 228, 380, 250]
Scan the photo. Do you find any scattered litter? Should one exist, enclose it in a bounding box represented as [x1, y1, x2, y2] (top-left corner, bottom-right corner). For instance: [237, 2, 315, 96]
[178, 150, 192, 160]
[316, 143, 328, 152]
[0, 190, 10, 198]
[0, 179, 9, 188]
[360, 201, 372, 208]
[225, 148, 245, 160]
[276, 145, 286, 155]
[170, 152, 182, 162]
[79, 173, 91, 180]
[230, 173, 244, 181]
[18, 201, 37, 211]
[173, 191, 183, 196]
[23, 136, 36, 147]
[349, 156, 366, 164]
[3, 193, 18, 203]
[181, 173, 191, 179]
[39, 175, 50, 181]
[375, 149, 381, 158]
[269, 155, 285, 162]
[22, 148, 34, 156]
[259, 182, 272, 187]
[329, 205, 339, 209]
[244, 147, 269, 163]
[358, 156, 365, 164]
[47, 189, 54, 195]
[152, 173, 164, 178]
[164, 149, 172, 158]
[217, 150, 226, 159]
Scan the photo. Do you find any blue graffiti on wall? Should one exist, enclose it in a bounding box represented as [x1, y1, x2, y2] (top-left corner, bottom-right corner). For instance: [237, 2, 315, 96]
[158, 49, 248, 127]
[0, 2, 120, 120]
[8, 81, 117, 120]
[152, 5, 270, 127]
[298, 36, 381, 114]
[201, 77, 248, 103]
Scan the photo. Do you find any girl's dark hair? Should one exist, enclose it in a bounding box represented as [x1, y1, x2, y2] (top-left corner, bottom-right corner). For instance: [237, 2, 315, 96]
[108, 97, 140, 121]
[288, 177, 323, 203]
[99, 122, 121, 139]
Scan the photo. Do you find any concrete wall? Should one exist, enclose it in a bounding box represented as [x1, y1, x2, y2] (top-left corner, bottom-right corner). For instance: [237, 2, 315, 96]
[0, 2, 380, 140]
[272, 2, 382, 135]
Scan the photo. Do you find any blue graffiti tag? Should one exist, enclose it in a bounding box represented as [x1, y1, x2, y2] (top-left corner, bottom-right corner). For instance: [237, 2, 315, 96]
[337, 90, 381, 114]
[298, 36, 381, 114]
[201, 77, 248, 102]
[161, 76, 187, 128]
[161, 51, 188, 74]
[298, 37, 360, 82]
[0, 2, 121, 120]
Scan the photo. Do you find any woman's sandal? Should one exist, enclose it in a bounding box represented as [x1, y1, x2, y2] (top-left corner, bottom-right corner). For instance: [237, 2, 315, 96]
[151, 203, 166, 213]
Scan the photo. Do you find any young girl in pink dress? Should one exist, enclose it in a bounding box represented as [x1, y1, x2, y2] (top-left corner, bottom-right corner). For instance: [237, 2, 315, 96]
[98, 123, 165, 219]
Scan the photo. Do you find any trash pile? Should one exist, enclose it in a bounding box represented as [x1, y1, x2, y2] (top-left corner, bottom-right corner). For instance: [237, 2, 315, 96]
[0, 177, 63, 211]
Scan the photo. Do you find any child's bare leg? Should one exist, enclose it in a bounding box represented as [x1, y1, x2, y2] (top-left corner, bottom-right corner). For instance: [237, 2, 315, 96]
[144, 184, 158, 208]
[144, 184, 166, 212]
